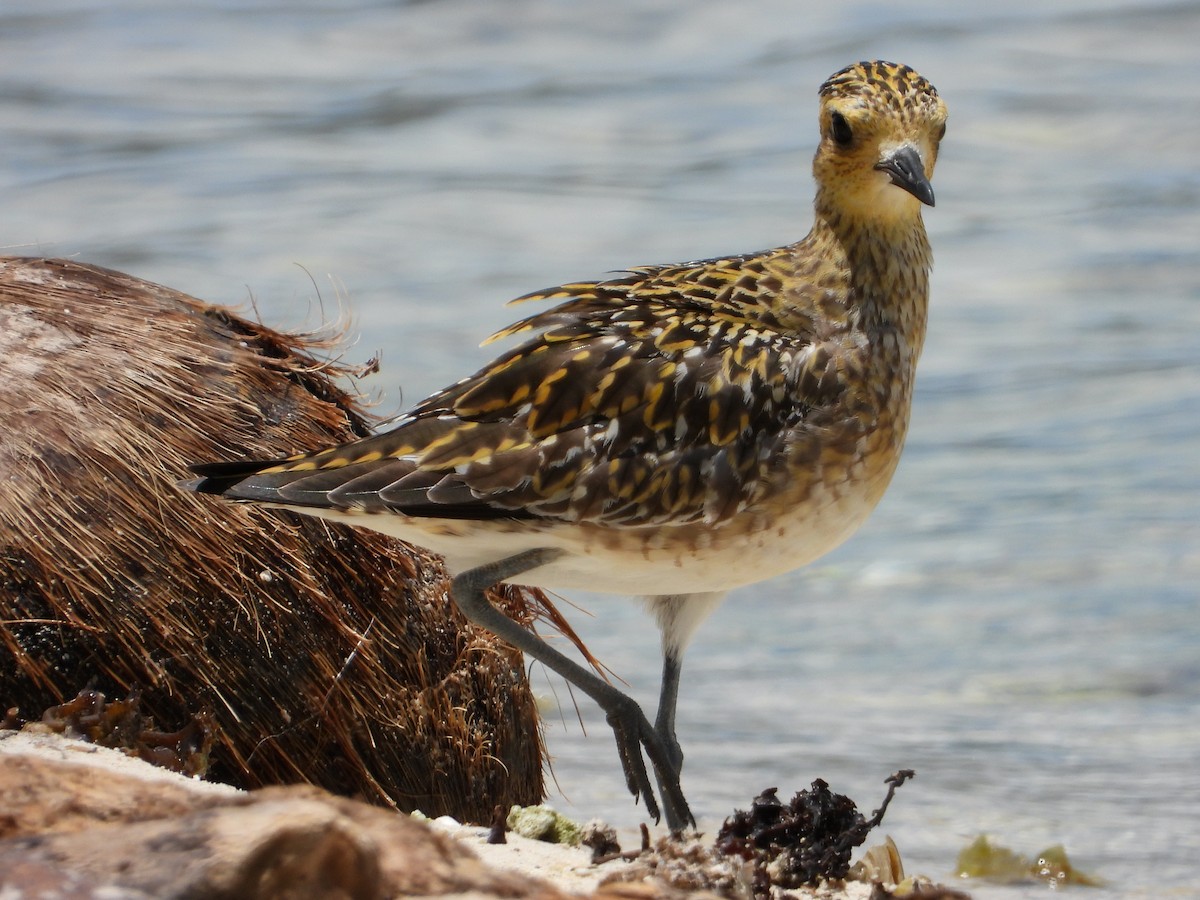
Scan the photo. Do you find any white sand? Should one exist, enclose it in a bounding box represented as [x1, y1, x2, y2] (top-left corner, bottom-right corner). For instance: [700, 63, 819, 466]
[0, 728, 241, 797]
[430, 816, 635, 894]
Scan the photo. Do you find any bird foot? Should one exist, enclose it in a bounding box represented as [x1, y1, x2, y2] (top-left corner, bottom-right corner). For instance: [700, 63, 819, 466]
[604, 696, 695, 832]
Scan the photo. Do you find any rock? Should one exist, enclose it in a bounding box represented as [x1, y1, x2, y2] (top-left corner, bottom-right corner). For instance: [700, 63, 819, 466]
[507, 804, 583, 845]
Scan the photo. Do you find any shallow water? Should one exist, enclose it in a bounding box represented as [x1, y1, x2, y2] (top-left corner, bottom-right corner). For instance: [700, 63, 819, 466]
[3, 2, 1198, 896]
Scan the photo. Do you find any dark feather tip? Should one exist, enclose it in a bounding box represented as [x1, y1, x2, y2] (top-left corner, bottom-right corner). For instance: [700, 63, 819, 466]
[181, 458, 282, 495]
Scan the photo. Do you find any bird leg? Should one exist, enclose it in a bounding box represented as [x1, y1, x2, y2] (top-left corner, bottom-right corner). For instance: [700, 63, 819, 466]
[450, 549, 695, 831]
[654, 650, 685, 774]
[642, 589, 726, 794]
[651, 649, 688, 819]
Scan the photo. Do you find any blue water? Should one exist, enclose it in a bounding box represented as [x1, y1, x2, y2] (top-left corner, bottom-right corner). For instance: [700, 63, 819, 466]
[3, 2, 1197, 896]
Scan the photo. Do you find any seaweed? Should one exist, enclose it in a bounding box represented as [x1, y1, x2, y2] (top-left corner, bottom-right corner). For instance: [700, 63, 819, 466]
[715, 770, 915, 889]
[9, 688, 213, 777]
[955, 835, 1102, 887]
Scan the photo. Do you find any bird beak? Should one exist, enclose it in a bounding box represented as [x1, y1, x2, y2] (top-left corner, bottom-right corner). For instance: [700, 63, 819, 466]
[875, 145, 935, 207]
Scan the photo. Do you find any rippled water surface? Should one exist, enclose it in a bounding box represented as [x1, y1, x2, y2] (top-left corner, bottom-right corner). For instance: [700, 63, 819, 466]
[3, 2, 1197, 896]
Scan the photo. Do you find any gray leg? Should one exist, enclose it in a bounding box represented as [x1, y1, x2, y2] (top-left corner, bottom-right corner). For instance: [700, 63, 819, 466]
[654, 649, 684, 774]
[451, 549, 695, 831]
[643, 590, 727, 786]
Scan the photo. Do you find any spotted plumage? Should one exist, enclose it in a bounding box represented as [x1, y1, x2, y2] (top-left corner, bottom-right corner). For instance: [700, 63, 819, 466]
[185, 60, 948, 831]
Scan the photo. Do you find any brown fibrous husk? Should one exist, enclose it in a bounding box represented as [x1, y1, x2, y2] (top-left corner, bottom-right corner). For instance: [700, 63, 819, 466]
[0, 256, 546, 822]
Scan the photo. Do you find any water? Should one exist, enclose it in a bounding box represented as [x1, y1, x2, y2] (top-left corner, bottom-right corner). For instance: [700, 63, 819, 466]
[2, 2, 1197, 896]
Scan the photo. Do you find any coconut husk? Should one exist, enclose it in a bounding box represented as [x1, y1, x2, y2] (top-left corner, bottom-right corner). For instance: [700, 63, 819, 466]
[0, 256, 546, 822]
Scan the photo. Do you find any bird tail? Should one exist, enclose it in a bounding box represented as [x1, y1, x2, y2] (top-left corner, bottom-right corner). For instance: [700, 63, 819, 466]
[179, 459, 291, 496]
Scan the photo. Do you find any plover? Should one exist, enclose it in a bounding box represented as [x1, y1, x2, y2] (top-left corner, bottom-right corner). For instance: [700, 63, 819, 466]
[185, 60, 947, 831]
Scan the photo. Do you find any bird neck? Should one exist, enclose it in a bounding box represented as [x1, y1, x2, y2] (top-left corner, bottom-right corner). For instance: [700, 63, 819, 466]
[808, 199, 931, 356]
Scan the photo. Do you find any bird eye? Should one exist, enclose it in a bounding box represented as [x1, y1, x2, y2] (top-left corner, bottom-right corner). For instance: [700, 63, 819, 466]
[830, 111, 853, 146]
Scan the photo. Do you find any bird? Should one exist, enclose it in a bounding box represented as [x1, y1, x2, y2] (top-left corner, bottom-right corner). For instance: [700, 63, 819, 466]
[184, 59, 947, 832]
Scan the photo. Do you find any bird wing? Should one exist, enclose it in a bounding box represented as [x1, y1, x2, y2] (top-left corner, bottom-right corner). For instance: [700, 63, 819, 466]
[190, 254, 857, 528]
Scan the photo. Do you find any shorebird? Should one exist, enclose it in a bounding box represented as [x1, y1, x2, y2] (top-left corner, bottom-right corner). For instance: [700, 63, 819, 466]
[185, 60, 947, 831]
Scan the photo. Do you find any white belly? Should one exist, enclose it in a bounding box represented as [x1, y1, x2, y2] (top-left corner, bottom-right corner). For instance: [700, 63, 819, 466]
[276, 478, 881, 597]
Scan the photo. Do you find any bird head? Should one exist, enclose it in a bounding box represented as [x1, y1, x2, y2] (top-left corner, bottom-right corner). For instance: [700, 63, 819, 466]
[813, 60, 947, 224]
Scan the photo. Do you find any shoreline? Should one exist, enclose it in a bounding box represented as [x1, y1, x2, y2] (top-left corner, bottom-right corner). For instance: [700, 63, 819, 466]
[0, 729, 950, 899]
